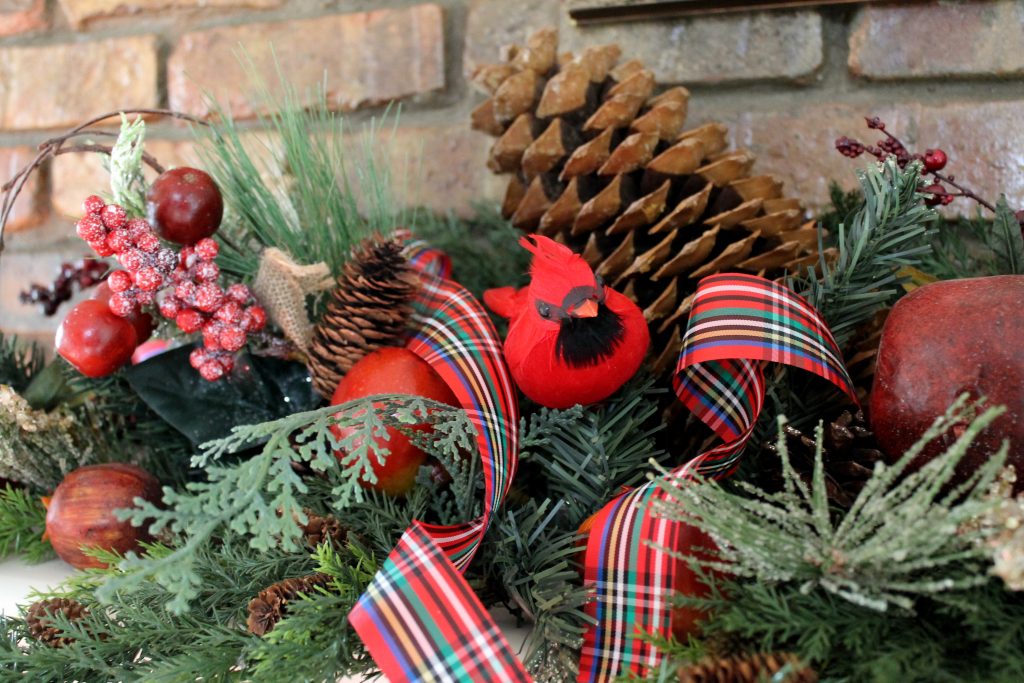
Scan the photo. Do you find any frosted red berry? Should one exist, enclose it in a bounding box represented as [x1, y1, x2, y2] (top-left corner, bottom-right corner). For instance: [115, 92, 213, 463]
[176, 309, 204, 334]
[199, 360, 225, 381]
[195, 261, 219, 283]
[923, 148, 948, 172]
[226, 283, 251, 304]
[189, 347, 208, 369]
[195, 283, 224, 313]
[135, 231, 161, 253]
[241, 305, 267, 332]
[106, 230, 131, 253]
[218, 326, 246, 352]
[218, 355, 235, 373]
[119, 250, 145, 273]
[82, 195, 105, 216]
[108, 291, 137, 318]
[76, 215, 106, 243]
[194, 238, 219, 262]
[135, 289, 155, 306]
[155, 249, 177, 274]
[90, 240, 115, 257]
[175, 281, 196, 302]
[107, 270, 133, 293]
[159, 297, 181, 319]
[135, 268, 163, 292]
[214, 300, 242, 324]
[100, 204, 127, 230]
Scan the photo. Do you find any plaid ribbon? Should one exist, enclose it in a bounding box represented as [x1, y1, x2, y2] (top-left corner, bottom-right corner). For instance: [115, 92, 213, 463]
[579, 273, 857, 681]
[404, 239, 454, 281]
[348, 266, 530, 682]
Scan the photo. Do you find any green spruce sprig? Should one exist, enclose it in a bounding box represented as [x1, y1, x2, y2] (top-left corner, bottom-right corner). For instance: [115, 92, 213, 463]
[655, 395, 1007, 612]
[0, 484, 53, 563]
[101, 395, 476, 612]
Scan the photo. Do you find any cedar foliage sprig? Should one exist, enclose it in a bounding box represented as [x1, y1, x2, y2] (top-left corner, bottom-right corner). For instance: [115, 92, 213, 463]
[655, 395, 1007, 612]
[0, 484, 53, 563]
[102, 395, 476, 612]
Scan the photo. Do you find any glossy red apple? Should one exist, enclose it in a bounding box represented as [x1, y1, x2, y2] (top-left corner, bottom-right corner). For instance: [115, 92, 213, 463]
[91, 280, 154, 345]
[45, 463, 162, 569]
[146, 167, 223, 245]
[56, 300, 138, 377]
[330, 347, 460, 496]
[871, 275, 1024, 488]
[577, 509, 720, 642]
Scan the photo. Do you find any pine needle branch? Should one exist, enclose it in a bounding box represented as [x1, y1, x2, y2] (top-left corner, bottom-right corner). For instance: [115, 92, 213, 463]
[655, 395, 1007, 612]
[0, 484, 53, 562]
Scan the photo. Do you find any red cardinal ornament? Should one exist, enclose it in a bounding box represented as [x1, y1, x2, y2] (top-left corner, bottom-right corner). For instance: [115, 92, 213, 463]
[485, 235, 649, 408]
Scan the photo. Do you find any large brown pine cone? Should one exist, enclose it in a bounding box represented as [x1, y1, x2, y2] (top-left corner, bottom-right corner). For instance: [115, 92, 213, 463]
[471, 27, 824, 375]
[679, 651, 817, 683]
[26, 597, 90, 648]
[246, 573, 333, 636]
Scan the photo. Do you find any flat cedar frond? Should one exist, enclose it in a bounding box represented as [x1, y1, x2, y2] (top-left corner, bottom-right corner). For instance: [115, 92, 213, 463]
[655, 395, 1007, 612]
[98, 394, 475, 612]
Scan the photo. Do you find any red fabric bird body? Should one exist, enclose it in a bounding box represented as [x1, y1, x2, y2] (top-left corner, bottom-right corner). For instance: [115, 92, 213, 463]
[485, 235, 650, 409]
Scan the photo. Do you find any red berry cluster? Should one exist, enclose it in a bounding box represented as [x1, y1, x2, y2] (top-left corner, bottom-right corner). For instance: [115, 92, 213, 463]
[75, 195, 266, 381]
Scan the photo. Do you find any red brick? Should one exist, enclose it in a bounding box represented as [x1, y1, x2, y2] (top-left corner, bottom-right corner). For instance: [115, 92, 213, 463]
[0, 36, 158, 131]
[849, 1, 1024, 80]
[0, 147, 46, 233]
[0, 0, 45, 36]
[560, 10, 823, 84]
[168, 4, 445, 120]
[380, 123, 505, 216]
[58, 0, 280, 28]
[463, 0, 560, 76]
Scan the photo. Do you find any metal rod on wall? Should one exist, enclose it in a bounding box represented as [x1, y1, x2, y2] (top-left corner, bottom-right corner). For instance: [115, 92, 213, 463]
[569, 0, 878, 25]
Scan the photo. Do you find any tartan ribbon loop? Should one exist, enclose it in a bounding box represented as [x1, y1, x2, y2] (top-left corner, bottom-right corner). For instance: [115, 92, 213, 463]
[580, 273, 856, 682]
[349, 265, 529, 681]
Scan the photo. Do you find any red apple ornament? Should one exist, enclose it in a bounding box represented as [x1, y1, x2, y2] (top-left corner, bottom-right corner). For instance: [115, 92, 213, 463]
[146, 167, 223, 245]
[56, 299, 138, 377]
[871, 276, 1024, 488]
[45, 463, 162, 569]
[330, 347, 460, 496]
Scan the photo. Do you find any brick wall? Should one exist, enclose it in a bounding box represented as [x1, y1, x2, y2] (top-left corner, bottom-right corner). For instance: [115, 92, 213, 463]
[2, 0, 1023, 344]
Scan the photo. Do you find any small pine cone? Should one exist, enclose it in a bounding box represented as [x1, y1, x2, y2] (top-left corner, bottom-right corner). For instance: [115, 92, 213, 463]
[679, 652, 817, 683]
[307, 236, 420, 398]
[299, 508, 348, 549]
[247, 573, 333, 636]
[769, 409, 883, 507]
[26, 597, 89, 648]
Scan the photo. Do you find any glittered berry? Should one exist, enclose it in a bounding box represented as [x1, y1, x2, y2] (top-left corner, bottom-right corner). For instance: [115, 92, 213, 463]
[226, 283, 251, 304]
[106, 229, 132, 254]
[134, 267, 162, 292]
[119, 249, 145, 273]
[100, 204, 127, 230]
[76, 215, 106, 243]
[89, 239, 115, 258]
[175, 281, 197, 303]
[202, 320, 224, 347]
[108, 291, 137, 318]
[218, 355, 235, 374]
[214, 300, 242, 324]
[135, 231, 161, 254]
[176, 309, 204, 334]
[241, 305, 267, 332]
[146, 168, 223, 245]
[923, 148, 948, 172]
[195, 283, 224, 313]
[82, 195, 105, 216]
[199, 359, 225, 381]
[194, 238, 219, 262]
[189, 347, 208, 370]
[107, 270, 133, 293]
[194, 261, 219, 283]
[218, 326, 246, 352]
[159, 297, 181, 319]
[155, 248, 177, 274]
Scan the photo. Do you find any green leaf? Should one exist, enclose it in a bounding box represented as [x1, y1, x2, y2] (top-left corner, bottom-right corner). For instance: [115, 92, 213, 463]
[124, 345, 321, 446]
[991, 195, 1024, 275]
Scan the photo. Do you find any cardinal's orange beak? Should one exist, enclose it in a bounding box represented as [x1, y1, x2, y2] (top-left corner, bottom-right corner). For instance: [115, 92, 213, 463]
[571, 299, 599, 318]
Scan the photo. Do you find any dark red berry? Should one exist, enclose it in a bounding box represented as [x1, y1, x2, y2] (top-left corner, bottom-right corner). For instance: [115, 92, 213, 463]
[146, 168, 223, 245]
[82, 195, 105, 216]
[923, 148, 948, 172]
[923, 182, 948, 207]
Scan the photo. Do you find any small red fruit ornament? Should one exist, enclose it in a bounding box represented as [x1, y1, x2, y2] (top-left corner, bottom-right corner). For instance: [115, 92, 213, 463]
[44, 463, 162, 569]
[91, 280, 154, 346]
[871, 276, 1024, 488]
[56, 299, 137, 377]
[330, 347, 460, 496]
[484, 235, 650, 409]
[923, 148, 948, 172]
[146, 167, 224, 245]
